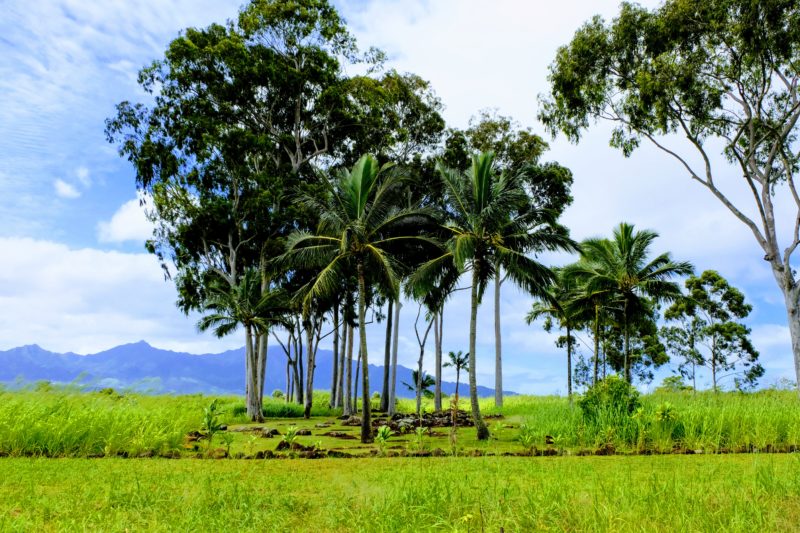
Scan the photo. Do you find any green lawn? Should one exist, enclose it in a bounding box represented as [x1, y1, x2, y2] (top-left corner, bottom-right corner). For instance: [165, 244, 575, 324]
[1, 455, 798, 532]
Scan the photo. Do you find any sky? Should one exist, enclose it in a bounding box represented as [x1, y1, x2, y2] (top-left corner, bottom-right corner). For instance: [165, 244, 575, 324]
[0, 0, 796, 394]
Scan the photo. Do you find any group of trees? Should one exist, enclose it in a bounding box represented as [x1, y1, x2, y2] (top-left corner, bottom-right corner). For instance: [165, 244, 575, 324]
[106, 0, 794, 447]
[528, 224, 763, 396]
[106, 0, 575, 443]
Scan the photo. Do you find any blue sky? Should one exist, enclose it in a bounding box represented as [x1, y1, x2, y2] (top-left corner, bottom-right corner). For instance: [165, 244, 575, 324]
[0, 0, 796, 394]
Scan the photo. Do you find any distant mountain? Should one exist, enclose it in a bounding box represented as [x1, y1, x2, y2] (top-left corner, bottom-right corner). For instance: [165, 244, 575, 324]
[0, 341, 515, 398]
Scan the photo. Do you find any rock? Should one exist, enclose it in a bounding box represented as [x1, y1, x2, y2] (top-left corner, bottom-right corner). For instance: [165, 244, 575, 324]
[260, 428, 280, 438]
[322, 431, 356, 440]
[431, 448, 447, 457]
[341, 416, 362, 426]
[230, 425, 266, 433]
[296, 429, 312, 436]
[208, 448, 228, 459]
[327, 450, 353, 458]
[219, 425, 227, 431]
[315, 423, 331, 428]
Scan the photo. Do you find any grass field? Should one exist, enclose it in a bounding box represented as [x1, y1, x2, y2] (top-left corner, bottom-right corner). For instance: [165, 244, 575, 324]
[1, 386, 798, 458]
[1, 455, 798, 532]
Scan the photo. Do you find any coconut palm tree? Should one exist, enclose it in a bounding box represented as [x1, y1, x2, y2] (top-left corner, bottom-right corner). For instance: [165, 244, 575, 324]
[443, 350, 469, 401]
[411, 151, 576, 440]
[568, 223, 693, 382]
[403, 370, 436, 412]
[526, 269, 581, 399]
[280, 154, 439, 443]
[197, 268, 289, 422]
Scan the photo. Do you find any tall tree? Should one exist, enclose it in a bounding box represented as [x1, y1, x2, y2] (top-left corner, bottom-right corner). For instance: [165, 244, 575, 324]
[443, 350, 469, 402]
[663, 270, 764, 390]
[281, 154, 438, 443]
[197, 269, 288, 421]
[565, 223, 692, 382]
[527, 269, 581, 399]
[541, 0, 800, 391]
[412, 152, 576, 439]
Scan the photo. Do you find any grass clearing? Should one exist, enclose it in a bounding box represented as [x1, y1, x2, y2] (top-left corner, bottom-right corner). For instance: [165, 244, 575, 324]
[1, 455, 798, 531]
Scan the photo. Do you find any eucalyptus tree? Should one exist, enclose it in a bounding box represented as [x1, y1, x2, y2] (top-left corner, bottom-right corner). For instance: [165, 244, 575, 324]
[541, 0, 800, 391]
[413, 151, 576, 440]
[568, 223, 692, 382]
[663, 270, 764, 390]
[197, 269, 289, 421]
[527, 269, 582, 399]
[281, 154, 439, 443]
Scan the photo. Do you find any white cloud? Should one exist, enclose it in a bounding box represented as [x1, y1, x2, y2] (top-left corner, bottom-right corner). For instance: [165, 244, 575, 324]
[75, 166, 91, 187]
[53, 179, 80, 199]
[0, 237, 242, 355]
[97, 198, 154, 243]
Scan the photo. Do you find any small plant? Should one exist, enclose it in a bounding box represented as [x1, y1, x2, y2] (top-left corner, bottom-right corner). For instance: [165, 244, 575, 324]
[245, 434, 259, 456]
[219, 432, 235, 456]
[517, 424, 537, 453]
[375, 425, 392, 455]
[655, 402, 678, 423]
[578, 376, 641, 424]
[409, 426, 429, 453]
[282, 426, 299, 447]
[272, 389, 284, 399]
[201, 400, 223, 448]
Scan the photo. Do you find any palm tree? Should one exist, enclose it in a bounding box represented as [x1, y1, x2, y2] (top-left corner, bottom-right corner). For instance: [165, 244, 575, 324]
[403, 370, 436, 415]
[568, 223, 693, 382]
[526, 269, 580, 399]
[281, 154, 438, 443]
[443, 350, 469, 401]
[197, 268, 288, 422]
[412, 151, 576, 440]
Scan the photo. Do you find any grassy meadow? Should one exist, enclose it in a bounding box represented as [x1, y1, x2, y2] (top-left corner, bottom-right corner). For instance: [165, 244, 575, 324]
[1, 385, 799, 458]
[1, 455, 799, 532]
[2, 386, 799, 530]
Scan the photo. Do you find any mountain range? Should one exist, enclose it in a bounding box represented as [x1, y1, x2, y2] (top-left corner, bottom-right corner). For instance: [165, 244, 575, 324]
[0, 341, 514, 398]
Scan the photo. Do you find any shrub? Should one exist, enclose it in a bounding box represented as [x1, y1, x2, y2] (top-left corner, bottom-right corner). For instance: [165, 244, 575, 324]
[272, 389, 284, 399]
[578, 376, 641, 424]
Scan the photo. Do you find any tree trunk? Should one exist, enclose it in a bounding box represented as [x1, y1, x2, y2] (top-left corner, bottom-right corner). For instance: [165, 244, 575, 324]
[297, 333, 305, 404]
[245, 325, 263, 422]
[353, 348, 360, 414]
[256, 332, 268, 408]
[380, 299, 393, 412]
[291, 359, 302, 405]
[357, 261, 372, 443]
[593, 304, 600, 385]
[343, 324, 354, 416]
[303, 320, 315, 419]
[785, 286, 800, 394]
[336, 318, 347, 409]
[434, 311, 443, 412]
[330, 304, 339, 409]
[623, 302, 631, 383]
[285, 357, 291, 402]
[566, 324, 573, 402]
[494, 272, 503, 409]
[469, 268, 489, 440]
[388, 300, 401, 415]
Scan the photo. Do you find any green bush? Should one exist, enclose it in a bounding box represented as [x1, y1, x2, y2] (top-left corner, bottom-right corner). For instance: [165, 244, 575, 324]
[578, 376, 641, 423]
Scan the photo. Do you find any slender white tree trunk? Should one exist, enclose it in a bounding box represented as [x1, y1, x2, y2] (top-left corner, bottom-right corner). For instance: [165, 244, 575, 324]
[494, 272, 503, 408]
[343, 324, 354, 416]
[434, 311, 443, 412]
[380, 299, 393, 412]
[388, 300, 401, 415]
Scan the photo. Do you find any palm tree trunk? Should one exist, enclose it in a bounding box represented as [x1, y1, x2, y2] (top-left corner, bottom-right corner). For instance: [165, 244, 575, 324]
[623, 302, 631, 383]
[469, 268, 489, 440]
[330, 304, 339, 409]
[494, 271, 503, 409]
[380, 299, 393, 412]
[566, 324, 573, 402]
[245, 325, 263, 422]
[353, 349, 360, 414]
[593, 304, 600, 385]
[434, 311, 443, 412]
[343, 323, 354, 416]
[256, 332, 268, 409]
[357, 261, 372, 443]
[303, 320, 315, 419]
[388, 300, 401, 415]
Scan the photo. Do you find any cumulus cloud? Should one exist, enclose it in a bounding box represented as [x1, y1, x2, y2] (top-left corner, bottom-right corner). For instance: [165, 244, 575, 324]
[53, 179, 80, 199]
[97, 198, 154, 244]
[0, 237, 242, 355]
